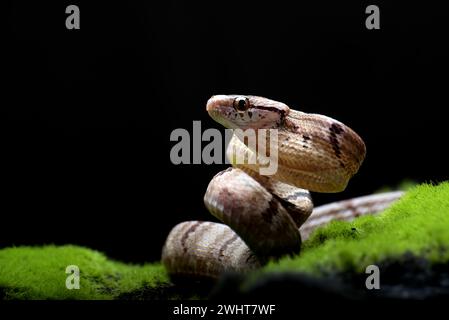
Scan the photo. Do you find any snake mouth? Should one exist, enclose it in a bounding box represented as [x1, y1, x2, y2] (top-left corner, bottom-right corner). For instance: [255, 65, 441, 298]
[206, 95, 241, 129]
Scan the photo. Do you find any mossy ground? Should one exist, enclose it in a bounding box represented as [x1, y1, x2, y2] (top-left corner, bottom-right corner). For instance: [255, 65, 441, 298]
[0, 245, 169, 300]
[1, 182, 448, 300]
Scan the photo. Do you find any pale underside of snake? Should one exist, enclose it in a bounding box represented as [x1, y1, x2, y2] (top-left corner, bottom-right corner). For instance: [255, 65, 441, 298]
[162, 95, 403, 280]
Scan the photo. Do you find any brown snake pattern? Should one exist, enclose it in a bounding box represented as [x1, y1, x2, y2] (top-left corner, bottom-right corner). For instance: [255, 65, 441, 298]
[162, 95, 402, 280]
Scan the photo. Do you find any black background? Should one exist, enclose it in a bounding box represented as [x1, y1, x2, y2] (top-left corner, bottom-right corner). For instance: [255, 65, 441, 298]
[3, 1, 448, 263]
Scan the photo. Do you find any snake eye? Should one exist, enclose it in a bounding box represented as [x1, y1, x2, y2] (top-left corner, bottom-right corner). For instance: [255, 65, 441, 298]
[233, 97, 250, 112]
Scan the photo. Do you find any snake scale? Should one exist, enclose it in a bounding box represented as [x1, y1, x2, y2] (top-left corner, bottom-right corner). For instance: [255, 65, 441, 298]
[162, 95, 403, 280]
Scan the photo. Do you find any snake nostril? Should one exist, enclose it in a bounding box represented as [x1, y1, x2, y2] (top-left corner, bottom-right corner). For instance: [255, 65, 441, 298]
[206, 96, 218, 112]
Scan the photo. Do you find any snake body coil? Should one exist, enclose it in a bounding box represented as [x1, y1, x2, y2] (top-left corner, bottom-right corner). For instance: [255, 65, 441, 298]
[162, 95, 401, 280]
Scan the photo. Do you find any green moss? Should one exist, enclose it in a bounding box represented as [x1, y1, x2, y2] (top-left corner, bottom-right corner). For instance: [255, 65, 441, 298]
[0, 245, 169, 300]
[261, 182, 449, 277]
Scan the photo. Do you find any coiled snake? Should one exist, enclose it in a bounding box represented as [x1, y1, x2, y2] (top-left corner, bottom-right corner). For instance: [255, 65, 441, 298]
[162, 95, 403, 280]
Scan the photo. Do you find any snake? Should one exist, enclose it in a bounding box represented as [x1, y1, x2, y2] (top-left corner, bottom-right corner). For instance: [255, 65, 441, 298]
[162, 95, 403, 281]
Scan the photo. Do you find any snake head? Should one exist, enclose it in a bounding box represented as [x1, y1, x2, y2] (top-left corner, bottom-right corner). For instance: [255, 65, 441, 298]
[206, 95, 290, 130]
